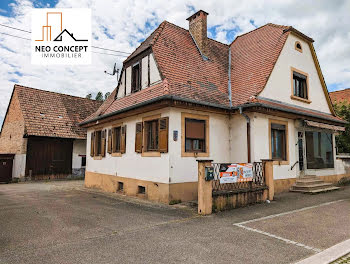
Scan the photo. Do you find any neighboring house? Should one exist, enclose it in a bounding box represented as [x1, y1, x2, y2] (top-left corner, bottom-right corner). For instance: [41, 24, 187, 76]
[80, 10, 346, 203]
[0, 84, 102, 182]
[329, 89, 350, 104]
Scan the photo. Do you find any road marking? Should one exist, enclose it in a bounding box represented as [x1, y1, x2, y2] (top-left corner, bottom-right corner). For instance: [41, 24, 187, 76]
[234, 223, 322, 253]
[235, 199, 345, 225]
[233, 199, 347, 253]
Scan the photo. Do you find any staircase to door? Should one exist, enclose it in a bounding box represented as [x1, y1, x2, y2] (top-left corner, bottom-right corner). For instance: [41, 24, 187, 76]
[290, 175, 339, 194]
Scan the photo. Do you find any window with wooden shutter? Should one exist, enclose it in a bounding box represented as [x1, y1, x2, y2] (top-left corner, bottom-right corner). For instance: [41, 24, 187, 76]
[185, 118, 206, 152]
[95, 130, 102, 156]
[120, 125, 127, 153]
[145, 119, 159, 151]
[90, 131, 95, 157]
[107, 129, 112, 154]
[101, 130, 106, 157]
[158, 117, 169, 153]
[135, 122, 143, 153]
[112, 126, 121, 152]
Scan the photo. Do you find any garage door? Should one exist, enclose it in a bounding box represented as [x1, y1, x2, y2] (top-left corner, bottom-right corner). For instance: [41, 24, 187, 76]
[0, 154, 14, 183]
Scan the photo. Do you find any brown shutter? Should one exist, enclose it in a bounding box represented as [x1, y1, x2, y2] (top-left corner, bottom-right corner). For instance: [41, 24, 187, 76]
[90, 131, 95, 157]
[121, 125, 127, 154]
[107, 129, 112, 154]
[111, 128, 116, 153]
[135, 122, 143, 153]
[159, 117, 169, 153]
[101, 130, 106, 157]
[185, 119, 205, 139]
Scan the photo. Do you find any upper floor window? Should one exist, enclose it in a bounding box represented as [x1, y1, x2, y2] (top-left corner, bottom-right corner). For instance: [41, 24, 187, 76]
[293, 71, 308, 99]
[295, 41, 302, 52]
[131, 63, 141, 93]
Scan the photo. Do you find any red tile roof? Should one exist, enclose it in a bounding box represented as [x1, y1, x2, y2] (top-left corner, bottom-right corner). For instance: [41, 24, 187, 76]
[329, 89, 350, 104]
[12, 85, 102, 139]
[82, 21, 342, 125]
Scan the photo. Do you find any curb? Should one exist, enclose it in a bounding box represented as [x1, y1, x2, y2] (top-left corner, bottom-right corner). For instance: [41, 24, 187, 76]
[295, 239, 350, 264]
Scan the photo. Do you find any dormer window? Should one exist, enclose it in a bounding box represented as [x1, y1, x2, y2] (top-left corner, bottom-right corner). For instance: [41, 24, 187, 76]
[291, 67, 310, 103]
[295, 41, 302, 53]
[131, 62, 141, 93]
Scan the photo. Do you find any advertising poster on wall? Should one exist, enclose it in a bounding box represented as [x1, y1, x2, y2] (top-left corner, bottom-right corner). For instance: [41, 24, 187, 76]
[219, 163, 253, 184]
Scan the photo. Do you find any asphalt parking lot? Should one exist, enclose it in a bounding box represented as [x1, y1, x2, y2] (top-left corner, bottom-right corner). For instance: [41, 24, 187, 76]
[0, 180, 349, 264]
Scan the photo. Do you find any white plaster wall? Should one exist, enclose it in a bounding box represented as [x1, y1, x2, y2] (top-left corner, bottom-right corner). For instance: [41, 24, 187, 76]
[86, 108, 170, 183]
[149, 53, 161, 85]
[72, 139, 86, 169]
[230, 114, 248, 163]
[125, 66, 131, 95]
[141, 56, 148, 89]
[259, 34, 331, 114]
[12, 154, 26, 178]
[168, 108, 231, 183]
[117, 70, 125, 98]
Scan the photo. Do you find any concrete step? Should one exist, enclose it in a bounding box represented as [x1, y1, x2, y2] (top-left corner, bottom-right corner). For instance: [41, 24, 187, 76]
[290, 186, 340, 194]
[291, 182, 333, 191]
[295, 179, 324, 185]
[301, 175, 317, 179]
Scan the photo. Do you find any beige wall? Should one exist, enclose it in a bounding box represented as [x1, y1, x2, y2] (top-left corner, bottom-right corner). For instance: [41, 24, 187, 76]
[72, 139, 86, 169]
[259, 34, 332, 114]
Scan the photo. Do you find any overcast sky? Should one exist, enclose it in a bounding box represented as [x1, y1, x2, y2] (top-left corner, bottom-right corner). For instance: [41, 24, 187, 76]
[0, 0, 349, 126]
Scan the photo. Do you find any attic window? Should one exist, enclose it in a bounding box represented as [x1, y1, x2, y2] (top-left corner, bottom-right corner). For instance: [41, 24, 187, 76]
[40, 112, 45, 117]
[295, 41, 302, 52]
[58, 116, 63, 119]
[131, 62, 141, 93]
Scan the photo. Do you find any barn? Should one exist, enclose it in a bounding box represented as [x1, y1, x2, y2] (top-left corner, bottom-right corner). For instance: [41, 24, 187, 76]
[0, 84, 102, 182]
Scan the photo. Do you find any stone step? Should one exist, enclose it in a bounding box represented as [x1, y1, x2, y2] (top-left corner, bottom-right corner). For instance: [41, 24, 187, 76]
[301, 175, 317, 179]
[295, 179, 324, 185]
[290, 186, 340, 194]
[291, 182, 333, 191]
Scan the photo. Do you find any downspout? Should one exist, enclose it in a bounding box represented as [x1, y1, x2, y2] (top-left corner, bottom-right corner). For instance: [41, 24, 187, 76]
[239, 107, 251, 163]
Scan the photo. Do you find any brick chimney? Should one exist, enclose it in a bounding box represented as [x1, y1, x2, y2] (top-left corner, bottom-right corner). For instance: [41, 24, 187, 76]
[187, 10, 209, 59]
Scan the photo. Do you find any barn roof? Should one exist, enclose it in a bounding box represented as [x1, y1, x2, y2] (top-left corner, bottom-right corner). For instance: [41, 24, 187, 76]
[4, 84, 102, 139]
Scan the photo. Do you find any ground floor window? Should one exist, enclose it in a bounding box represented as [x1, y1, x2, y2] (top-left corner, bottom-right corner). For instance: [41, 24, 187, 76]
[145, 119, 159, 151]
[271, 123, 286, 160]
[306, 131, 334, 169]
[185, 118, 206, 152]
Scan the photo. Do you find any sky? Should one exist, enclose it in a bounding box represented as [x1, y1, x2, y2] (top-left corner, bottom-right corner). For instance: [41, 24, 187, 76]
[0, 0, 349, 127]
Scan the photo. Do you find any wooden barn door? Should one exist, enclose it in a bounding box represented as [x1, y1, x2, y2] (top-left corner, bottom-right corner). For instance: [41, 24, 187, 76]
[0, 154, 14, 182]
[26, 137, 73, 180]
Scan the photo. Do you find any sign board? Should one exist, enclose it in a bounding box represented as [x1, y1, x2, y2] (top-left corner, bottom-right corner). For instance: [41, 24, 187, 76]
[219, 163, 253, 184]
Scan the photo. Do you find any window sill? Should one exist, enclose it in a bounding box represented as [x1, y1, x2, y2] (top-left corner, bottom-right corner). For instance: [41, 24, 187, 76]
[272, 159, 289, 165]
[290, 95, 311, 104]
[142, 151, 161, 157]
[111, 152, 122, 157]
[93, 156, 103, 160]
[182, 152, 209, 158]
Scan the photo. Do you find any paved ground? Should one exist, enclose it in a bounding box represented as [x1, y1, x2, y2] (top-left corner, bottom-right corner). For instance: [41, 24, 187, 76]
[0, 181, 349, 264]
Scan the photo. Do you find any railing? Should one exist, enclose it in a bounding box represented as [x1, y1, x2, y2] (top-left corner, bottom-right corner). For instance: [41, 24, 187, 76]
[212, 162, 266, 193]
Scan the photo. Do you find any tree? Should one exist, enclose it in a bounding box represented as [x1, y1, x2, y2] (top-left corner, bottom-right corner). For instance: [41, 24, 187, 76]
[333, 101, 350, 153]
[95, 92, 104, 101]
[104, 92, 111, 100]
[86, 93, 92, 99]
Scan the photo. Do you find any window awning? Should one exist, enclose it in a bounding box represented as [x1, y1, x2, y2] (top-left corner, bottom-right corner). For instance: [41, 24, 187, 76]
[305, 120, 345, 131]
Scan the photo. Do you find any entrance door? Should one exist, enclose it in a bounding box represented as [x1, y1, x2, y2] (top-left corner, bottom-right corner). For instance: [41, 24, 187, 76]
[298, 132, 305, 177]
[0, 154, 14, 182]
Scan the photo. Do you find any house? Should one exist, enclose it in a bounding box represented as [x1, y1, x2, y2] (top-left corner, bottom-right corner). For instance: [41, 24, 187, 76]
[0, 84, 102, 182]
[329, 89, 350, 104]
[80, 10, 347, 203]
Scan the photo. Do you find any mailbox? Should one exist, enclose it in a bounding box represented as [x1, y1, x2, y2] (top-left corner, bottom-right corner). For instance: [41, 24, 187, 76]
[205, 166, 214, 181]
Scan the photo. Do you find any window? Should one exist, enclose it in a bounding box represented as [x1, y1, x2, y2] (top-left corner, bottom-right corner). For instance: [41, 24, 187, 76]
[95, 130, 102, 155]
[113, 126, 121, 152]
[145, 119, 159, 151]
[295, 41, 302, 52]
[131, 63, 141, 93]
[118, 182, 124, 191]
[306, 131, 334, 169]
[138, 185, 146, 194]
[271, 123, 287, 160]
[185, 118, 206, 152]
[90, 130, 106, 158]
[135, 117, 169, 154]
[293, 71, 308, 99]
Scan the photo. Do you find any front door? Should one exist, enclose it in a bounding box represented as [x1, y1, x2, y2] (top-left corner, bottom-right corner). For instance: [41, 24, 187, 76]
[298, 132, 305, 177]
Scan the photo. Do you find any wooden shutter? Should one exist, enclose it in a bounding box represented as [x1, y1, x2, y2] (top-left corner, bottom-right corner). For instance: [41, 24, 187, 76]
[101, 130, 106, 157]
[90, 131, 95, 157]
[135, 122, 143, 153]
[120, 125, 127, 154]
[107, 129, 112, 154]
[111, 128, 116, 153]
[159, 117, 169, 153]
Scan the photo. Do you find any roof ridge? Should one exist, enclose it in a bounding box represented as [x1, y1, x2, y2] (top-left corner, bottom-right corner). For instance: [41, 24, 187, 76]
[14, 84, 102, 103]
